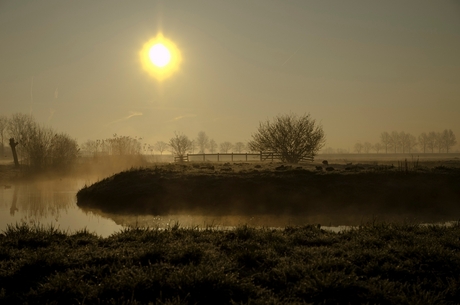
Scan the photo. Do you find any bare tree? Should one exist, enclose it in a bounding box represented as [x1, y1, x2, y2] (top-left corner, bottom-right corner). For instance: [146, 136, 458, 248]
[380, 132, 391, 153]
[427, 132, 437, 153]
[0, 115, 7, 156]
[434, 132, 444, 153]
[80, 140, 98, 157]
[49, 133, 79, 170]
[389, 131, 401, 153]
[190, 140, 196, 154]
[106, 135, 141, 156]
[399, 132, 409, 153]
[154, 141, 169, 155]
[169, 133, 192, 160]
[323, 147, 335, 154]
[418, 132, 429, 153]
[7, 113, 35, 161]
[234, 142, 246, 153]
[373, 143, 383, 153]
[354, 142, 363, 153]
[220, 141, 233, 153]
[209, 139, 217, 153]
[363, 142, 373, 154]
[406, 133, 417, 153]
[442, 129, 457, 153]
[196, 131, 209, 153]
[248, 113, 325, 163]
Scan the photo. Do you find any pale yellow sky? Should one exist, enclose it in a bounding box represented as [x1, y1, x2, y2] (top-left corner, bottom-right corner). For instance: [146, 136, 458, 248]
[1, 0, 459, 151]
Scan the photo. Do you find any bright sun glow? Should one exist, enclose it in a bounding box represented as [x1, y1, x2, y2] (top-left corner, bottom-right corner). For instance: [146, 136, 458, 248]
[140, 33, 182, 81]
[149, 43, 171, 67]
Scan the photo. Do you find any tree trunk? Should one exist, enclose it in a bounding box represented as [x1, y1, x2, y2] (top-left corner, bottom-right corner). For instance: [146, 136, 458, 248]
[9, 138, 19, 167]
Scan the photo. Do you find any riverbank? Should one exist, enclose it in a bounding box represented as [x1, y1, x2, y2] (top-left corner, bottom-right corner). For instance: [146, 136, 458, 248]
[1, 222, 459, 304]
[77, 161, 460, 224]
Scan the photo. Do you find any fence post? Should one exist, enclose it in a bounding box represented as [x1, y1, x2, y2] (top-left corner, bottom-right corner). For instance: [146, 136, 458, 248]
[203, 153, 205, 161]
[245, 153, 248, 161]
[231, 152, 233, 162]
[217, 153, 219, 162]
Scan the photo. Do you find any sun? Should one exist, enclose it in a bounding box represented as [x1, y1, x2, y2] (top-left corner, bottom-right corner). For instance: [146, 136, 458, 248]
[140, 33, 182, 81]
[149, 43, 171, 67]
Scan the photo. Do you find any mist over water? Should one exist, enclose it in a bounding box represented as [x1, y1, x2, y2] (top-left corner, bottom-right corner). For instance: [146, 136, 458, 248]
[1, 155, 459, 236]
[0, 178, 123, 237]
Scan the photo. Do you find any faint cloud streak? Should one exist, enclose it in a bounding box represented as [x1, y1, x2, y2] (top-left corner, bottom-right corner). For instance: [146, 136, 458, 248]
[168, 114, 196, 122]
[106, 111, 143, 126]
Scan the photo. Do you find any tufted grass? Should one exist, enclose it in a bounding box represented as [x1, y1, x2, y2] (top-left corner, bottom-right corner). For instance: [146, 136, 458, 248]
[1, 222, 460, 304]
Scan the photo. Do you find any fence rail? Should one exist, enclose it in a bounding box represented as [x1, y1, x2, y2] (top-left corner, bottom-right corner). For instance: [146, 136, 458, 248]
[174, 152, 314, 163]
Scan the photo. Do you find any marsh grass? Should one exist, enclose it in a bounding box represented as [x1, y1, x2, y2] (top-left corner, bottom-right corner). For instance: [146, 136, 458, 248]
[1, 222, 460, 304]
[76, 165, 460, 221]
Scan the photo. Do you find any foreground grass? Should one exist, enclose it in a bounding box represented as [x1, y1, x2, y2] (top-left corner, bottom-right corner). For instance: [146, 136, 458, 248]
[1, 223, 460, 304]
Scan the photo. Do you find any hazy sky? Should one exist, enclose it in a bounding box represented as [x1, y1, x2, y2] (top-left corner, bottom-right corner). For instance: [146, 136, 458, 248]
[1, 0, 459, 151]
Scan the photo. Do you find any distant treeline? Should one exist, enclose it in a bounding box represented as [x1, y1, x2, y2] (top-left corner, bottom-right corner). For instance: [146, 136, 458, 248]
[0, 113, 78, 171]
[323, 130, 457, 154]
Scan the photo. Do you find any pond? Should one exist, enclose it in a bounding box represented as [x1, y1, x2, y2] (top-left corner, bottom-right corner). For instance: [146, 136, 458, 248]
[1, 176, 458, 237]
[0, 178, 124, 237]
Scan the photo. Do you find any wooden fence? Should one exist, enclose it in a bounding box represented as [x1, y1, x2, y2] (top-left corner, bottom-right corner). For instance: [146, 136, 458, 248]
[174, 152, 314, 163]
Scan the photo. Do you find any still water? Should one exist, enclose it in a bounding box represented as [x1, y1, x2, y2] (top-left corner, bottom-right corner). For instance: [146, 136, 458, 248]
[1, 178, 456, 237]
[0, 178, 124, 237]
[0, 177, 352, 236]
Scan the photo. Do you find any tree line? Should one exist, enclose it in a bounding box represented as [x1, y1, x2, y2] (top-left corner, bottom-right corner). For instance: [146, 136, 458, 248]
[349, 130, 457, 154]
[0, 113, 79, 171]
[2, 112, 326, 168]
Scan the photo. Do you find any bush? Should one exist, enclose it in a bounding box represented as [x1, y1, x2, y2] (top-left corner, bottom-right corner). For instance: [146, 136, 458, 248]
[248, 113, 326, 163]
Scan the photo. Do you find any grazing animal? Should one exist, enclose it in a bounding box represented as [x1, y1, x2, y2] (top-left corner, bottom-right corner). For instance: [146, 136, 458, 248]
[315, 166, 323, 170]
[325, 166, 334, 171]
[322, 160, 328, 166]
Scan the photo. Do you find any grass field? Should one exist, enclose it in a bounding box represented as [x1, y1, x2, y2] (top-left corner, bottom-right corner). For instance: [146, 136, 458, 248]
[1, 222, 460, 304]
[76, 161, 460, 227]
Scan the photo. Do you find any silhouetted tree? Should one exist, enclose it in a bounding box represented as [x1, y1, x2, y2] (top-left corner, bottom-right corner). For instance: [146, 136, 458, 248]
[234, 142, 246, 153]
[380, 132, 391, 153]
[434, 132, 444, 153]
[107, 134, 141, 155]
[442, 129, 457, 153]
[0, 115, 7, 156]
[6, 113, 78, 171]
[373, 143, 383, 153]
[7, 113, 35, 161]
[427, 132, 437, 153]
[363, 142, 373, 154]
[169, 133, 192, 160]
[406, 133, 418, 153]
[323, 147, 335, 154]
[49, 133, 79, 170]
[418, 132, 429, 153]
[248, 113, 325, 163]
[354, 142, 363, 153]
[390, 131, 401, 153]
[209, 139, 217, 153]
[196, 131, 209, 153]
[154, 141, 169, 155]
[220, 141, 233, 153]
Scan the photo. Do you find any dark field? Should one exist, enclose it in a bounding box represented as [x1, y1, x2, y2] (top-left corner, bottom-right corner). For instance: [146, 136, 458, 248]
[1, 222, 460, 304]
[2, 158, 460, 303]
[77, 159, 460, 225]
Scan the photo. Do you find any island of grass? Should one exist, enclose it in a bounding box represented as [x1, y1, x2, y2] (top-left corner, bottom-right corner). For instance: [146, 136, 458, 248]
[1, 222, 460, 304]
[77, 162, 460, 223]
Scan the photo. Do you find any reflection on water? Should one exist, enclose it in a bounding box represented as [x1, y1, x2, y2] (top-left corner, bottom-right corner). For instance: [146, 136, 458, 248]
[0, 179, 123, 237]
[1, 178, 458, 237]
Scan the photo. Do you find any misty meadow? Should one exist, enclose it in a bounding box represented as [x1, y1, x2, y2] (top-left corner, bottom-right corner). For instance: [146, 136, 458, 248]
[2, 0, 460, 303]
